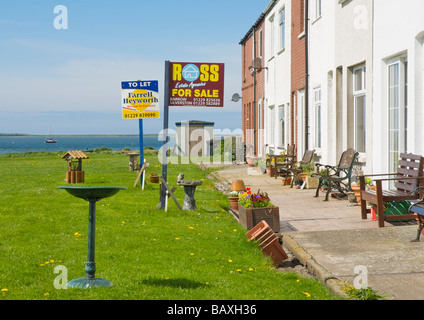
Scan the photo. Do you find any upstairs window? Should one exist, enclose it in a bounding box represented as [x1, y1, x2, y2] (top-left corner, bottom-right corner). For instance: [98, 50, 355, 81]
[279, 7, 286, 50]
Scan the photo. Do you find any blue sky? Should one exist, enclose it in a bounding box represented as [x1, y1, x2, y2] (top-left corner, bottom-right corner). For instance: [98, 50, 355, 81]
[0, 0, 270, 135]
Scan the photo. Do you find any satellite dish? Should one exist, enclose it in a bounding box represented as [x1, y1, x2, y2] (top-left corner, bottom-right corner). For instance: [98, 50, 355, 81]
[251, 57, 262, 69]
[231, 93, 241, 102]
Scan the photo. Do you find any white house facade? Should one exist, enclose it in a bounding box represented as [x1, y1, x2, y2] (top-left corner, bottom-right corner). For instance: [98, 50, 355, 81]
[306, 0, 335, 164]
[373, 0, 424, 175]
[264, 0, 292, 156]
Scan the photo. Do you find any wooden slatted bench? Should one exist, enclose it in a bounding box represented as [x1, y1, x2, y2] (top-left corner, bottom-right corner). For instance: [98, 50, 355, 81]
[359, 153, 424, 227]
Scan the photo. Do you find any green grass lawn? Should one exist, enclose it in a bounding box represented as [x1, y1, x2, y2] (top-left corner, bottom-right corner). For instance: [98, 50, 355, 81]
[0, 150, 337, 300]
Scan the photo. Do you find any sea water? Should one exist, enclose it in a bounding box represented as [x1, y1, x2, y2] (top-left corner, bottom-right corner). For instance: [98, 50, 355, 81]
[0, 135, 175, 154]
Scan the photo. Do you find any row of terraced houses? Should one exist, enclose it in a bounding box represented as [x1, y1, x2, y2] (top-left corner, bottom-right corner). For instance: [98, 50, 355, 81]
[239, 0, 424, 176]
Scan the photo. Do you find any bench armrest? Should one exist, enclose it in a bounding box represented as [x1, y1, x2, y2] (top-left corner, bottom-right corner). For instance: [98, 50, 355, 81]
[369, 176, 424, 183]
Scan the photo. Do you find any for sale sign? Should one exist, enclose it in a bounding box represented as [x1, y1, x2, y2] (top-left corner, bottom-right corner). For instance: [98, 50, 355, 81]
[169, 62, 225, 107]
[121, 80, 160, 119]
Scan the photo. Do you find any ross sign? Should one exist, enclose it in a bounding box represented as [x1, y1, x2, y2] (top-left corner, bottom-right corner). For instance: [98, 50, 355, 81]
[121, 80, 160, 119]
[168, 62, 225, 107]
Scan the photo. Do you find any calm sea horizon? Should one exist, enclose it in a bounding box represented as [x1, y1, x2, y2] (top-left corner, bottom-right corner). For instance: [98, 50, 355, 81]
[0, 135, 175, 154]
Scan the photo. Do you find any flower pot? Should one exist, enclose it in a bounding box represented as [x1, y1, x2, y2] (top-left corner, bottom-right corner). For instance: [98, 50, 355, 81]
[231, 180, 246, 192]
[266, 167, 276, 177]
[281, 177, 292, 186]
[238, 204, 280, 232]
[351, 186, 361, 203]
[261, 237, 289, 266]
[306, 176, 319, 189]
[246, 157, 255, 167]
[246, 220, 288, 266]
[228, 196, 239, 211]
[149, 176, 159, 183]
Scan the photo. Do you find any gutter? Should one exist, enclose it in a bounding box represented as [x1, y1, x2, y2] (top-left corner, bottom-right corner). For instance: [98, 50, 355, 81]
[305, 0, 310, 151]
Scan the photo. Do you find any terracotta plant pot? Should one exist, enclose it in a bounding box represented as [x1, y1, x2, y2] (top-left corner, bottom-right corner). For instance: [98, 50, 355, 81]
[246, 157, 255, 167]
[351, 185, 361, 203]
[281, 177, 292, 186]
[228, 196, 239, 211]
[231, 180, 246, 192]
[246, 220, 288, 266]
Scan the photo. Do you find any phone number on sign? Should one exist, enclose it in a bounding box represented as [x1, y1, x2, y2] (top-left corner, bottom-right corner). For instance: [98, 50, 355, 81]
[123, 112, 158, 119]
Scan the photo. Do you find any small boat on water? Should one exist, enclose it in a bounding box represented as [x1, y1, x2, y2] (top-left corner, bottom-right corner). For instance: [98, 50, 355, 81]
[45, 125, 57, 143]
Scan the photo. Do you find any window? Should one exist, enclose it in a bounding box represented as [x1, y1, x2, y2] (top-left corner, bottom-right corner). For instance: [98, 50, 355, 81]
[353, 65, 366, 153]
[268, 106, 275, 145]
[269, 16, 274, 57]
[258, 29, 263, 58]
[388, 57, 408, 174]
[314, 0, 322, 20]
[279, 7, 285, 50]
[314, 87, 322, 148]
[279, 105, 285, 146]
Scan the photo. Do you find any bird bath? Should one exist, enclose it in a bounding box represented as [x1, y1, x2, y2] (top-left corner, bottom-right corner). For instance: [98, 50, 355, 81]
[58, 186, 127, 288]
[176, 180, 202, 210]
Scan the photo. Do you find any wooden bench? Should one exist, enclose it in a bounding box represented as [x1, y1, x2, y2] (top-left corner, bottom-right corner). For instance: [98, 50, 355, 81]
[273, 144, 296, 180]
[359, 153, 424, 227]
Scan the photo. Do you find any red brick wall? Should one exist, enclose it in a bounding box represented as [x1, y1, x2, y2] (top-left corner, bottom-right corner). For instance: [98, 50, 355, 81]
[291, 0, 306, 149]
[241, 21, 265, 156]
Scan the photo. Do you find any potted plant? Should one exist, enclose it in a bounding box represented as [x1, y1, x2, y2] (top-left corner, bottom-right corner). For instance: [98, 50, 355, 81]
[351, 177, 374, 203]
[228, 190, 239, 211]
[149, 171, 159, 183]
[237, 188, 280, 232]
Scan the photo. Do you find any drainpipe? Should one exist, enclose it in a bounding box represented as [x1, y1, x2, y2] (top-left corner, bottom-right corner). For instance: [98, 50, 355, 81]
[253, 27, 257, 156]
[305, 0, 310, 152]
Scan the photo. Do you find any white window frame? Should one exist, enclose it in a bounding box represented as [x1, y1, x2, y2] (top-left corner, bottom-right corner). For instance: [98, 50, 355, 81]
[269, 15, 275, 59]
[353, 65, 366, 154]
[314, 0, 322, 21]
[387, 56, 408, 174]
[279, 7, 286, 51]
[314, 87, 322, 149]
[258, 29, 263, 58]
[268, 105, 275, 146]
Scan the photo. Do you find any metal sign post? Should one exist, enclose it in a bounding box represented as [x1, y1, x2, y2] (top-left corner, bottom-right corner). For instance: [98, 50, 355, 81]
[160, 61, 170, 209]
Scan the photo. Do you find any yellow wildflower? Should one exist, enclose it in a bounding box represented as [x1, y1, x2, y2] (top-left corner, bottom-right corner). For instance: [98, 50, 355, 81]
[228, 259, 233, 263]
[302, 291, 311, 298]
[1, 288, 8, 292]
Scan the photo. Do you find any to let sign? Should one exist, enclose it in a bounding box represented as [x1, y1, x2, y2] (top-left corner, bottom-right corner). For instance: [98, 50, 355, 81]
[169, 62, 225, 107]
[121, 80, 160, 119]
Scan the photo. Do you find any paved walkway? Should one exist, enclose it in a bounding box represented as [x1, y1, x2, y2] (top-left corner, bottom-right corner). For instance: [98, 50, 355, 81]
[213, 164, 424, 300]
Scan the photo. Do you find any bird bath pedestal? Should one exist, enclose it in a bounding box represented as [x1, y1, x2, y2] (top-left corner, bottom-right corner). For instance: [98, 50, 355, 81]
[176, 180, 202, 210]
[58, 186, 127, 288]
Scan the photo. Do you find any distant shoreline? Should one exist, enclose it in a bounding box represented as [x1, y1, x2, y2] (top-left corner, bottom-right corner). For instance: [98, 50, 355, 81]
[0, 133, 162, 137]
